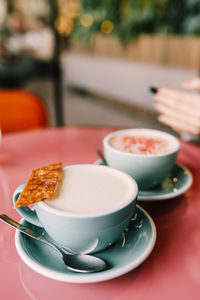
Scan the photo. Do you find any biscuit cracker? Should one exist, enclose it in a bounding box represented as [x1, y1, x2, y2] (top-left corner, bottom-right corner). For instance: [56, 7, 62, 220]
[14, 162, 63, 208]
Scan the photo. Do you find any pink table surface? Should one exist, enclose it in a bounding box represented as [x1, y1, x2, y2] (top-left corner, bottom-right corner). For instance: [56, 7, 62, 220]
[0, 126, 200, 300]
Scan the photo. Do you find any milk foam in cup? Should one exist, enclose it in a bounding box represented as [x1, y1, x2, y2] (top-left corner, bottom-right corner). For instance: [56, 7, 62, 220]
[45, 166, 134, 214]
[103, 128, 180, 190]
[13, 164, 138, 254]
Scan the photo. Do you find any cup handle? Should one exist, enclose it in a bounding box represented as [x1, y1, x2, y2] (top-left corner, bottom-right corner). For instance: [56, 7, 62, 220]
[13, 184, 42, 227]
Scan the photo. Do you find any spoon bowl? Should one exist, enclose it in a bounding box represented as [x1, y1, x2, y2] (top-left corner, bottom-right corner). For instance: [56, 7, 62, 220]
[0, 214, 106, 273]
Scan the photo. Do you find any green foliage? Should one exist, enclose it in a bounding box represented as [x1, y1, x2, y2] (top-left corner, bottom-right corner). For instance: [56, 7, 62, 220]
[71, 0, 200, 44]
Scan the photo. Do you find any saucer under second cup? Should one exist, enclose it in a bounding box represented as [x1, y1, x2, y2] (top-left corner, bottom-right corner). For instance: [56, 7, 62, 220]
[95, 160, 192, 201]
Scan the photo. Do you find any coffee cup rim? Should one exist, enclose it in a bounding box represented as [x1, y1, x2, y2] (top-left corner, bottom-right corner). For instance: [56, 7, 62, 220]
[36, 164, 138, 218]
[103, 128, 180, 157]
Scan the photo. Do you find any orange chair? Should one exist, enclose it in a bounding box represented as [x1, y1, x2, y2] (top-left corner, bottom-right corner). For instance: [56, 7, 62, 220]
[0, 90, 48, 134]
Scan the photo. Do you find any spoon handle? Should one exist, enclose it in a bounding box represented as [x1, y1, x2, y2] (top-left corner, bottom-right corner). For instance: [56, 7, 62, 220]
[0, 214, 62, 255]
[0, 214, 41, 239]
[97, 150, 107, 165]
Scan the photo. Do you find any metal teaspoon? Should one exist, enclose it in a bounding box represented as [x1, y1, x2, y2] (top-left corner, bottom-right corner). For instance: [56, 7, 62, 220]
[0, 214, 106, 273]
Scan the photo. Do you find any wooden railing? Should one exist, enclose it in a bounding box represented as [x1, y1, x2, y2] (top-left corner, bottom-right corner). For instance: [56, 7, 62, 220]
[69, 34, 200, 70]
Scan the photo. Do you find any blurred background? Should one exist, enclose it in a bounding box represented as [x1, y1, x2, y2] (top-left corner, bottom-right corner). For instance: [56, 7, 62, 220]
[0, 0, 200, 134]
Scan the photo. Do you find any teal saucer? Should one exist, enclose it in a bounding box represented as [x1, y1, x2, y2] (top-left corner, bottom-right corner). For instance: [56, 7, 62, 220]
[138, 163, 192, 201]
[15, 205, 156, 283]
[95, 160, 193, 201]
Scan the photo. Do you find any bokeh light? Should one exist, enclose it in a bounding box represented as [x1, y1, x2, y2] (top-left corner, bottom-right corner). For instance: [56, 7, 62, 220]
[80, 13, 94, 28]
[55, 0, 80, 36]
[101, 20, 114, 34]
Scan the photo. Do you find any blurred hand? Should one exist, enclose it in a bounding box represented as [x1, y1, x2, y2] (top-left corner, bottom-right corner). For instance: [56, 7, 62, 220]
[154, 86, 200, 136]
[182, 77, 200, 91]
